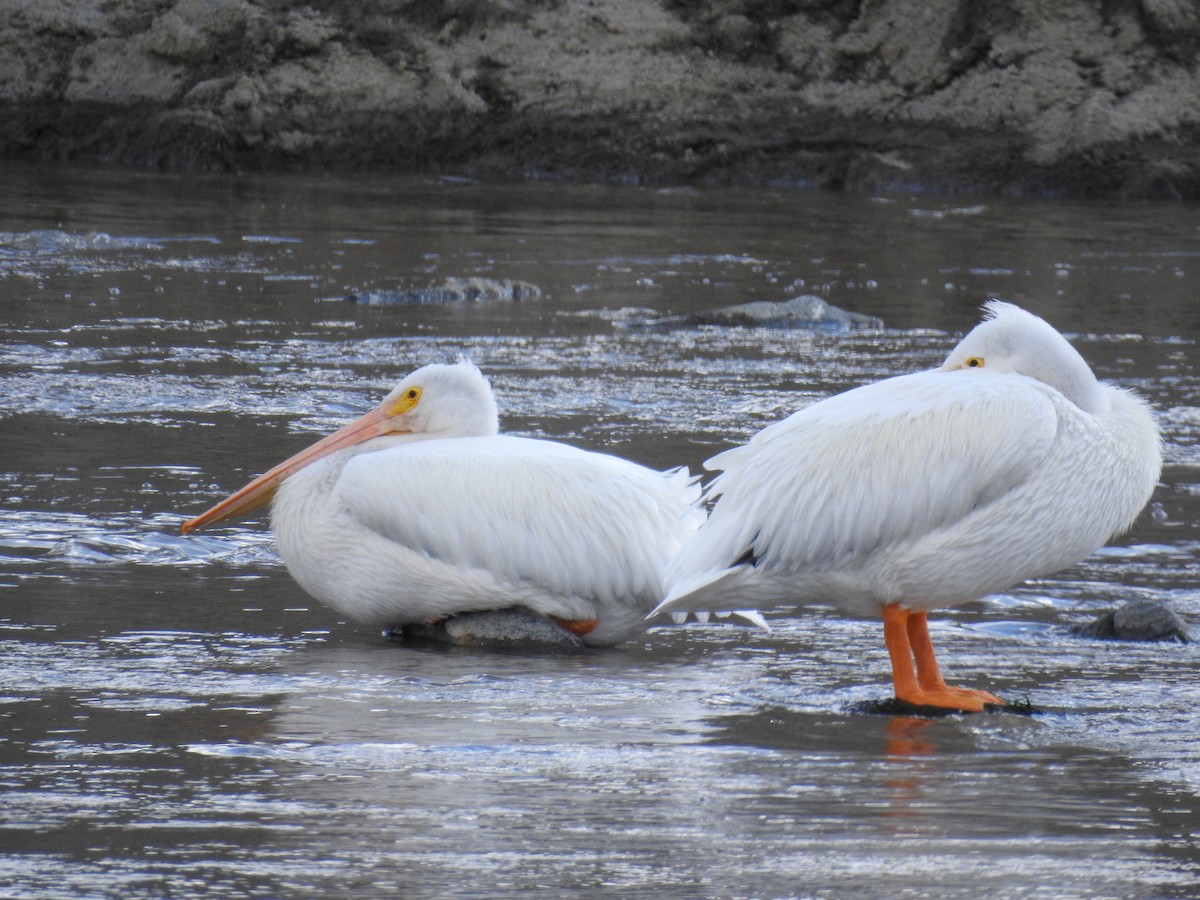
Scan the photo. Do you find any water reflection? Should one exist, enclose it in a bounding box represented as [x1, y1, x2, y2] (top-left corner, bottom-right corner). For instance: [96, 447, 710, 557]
[1, 163, 1199, 897]
[883, 715, 937, 757]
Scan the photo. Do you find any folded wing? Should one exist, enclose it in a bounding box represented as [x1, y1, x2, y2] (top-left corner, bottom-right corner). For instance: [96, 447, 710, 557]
[657, 370, 1060, 614]
[338, 435, 704, 606]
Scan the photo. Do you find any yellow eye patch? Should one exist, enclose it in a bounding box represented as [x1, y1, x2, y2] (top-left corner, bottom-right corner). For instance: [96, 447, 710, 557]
[389, 386, 421, 415]
[965, 356, 984, 368]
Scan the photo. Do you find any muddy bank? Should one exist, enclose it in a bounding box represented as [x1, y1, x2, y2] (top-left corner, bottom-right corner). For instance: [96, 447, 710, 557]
[3, 0, 1199, 198]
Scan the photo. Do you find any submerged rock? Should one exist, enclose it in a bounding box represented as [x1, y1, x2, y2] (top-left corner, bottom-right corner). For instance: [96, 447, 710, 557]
[337, 277, 542, 306]
[389, 608, 585, 651]
[619, 294, 882, 332]
[1071, 600, 1192, 643]
[849, 697, 1033, 718]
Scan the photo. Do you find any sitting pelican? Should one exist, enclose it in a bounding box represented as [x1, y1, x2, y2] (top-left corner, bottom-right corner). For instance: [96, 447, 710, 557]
[652, 302, 1161, 711]
[183, 361, 717, 646]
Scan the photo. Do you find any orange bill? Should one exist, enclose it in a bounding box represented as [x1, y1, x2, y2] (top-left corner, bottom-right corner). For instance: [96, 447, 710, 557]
[182, 403, 403, 534]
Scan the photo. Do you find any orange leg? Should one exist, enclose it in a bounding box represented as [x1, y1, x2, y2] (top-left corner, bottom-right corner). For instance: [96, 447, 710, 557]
[550, 616, 597, 637]
[883, 605, 1004, 712]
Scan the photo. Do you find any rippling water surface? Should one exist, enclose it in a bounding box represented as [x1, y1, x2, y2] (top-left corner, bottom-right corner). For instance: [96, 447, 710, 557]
[2, 163, 1199, 898]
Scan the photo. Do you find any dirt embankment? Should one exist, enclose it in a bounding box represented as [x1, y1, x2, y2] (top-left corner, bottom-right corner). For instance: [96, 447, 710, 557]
[3, 0, 1200, 198]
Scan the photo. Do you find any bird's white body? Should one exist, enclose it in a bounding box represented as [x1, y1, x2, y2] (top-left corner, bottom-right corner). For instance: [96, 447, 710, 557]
[275, 433, 703, 646]
[655, 302, 1162, 624]
[184, 361, 705, 647]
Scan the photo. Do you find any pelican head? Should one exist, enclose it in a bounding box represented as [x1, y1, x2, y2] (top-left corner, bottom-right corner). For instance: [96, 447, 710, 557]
[182, 361, 498, 534]
[941, 300, 1108, 413]
[379, 362, 500, 440]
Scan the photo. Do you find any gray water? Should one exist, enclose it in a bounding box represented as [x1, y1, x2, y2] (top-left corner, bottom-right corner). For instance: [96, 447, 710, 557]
[1, 163, 1199, 898]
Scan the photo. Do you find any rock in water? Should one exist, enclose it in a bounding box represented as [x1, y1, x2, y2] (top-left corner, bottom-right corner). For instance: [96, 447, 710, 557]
[690, 295, 883, 330]
[390, 608, 586, 650]
[1072, 600, 1191, 642]
[618, 294, 883, 331]
[338, 277, 542, 306]
[849, 697, 1034, 717]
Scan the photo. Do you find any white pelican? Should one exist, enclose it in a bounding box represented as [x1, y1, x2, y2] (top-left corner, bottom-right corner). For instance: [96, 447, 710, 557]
[651, 301, 1162, 711]
[182, 362, 707, 646]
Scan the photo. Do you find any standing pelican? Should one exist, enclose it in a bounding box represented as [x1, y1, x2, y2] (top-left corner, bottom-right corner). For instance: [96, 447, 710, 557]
[651, 302, 1161, 711]
[183, 362, 706, 646]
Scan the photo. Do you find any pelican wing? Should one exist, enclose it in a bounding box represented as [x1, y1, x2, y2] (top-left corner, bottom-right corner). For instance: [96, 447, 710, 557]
[335, 435, 702, 604]
[660, 369, 1061, 609]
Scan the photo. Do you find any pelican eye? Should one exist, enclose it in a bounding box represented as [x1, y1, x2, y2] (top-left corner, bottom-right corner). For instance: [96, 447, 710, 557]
[389, 385, 422, 414]
[965, 356, 984, 368]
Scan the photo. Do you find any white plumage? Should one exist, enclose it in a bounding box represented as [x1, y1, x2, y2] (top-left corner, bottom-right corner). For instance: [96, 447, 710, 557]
[183, 362, 705, 646]
[652, 302, 1161, 710]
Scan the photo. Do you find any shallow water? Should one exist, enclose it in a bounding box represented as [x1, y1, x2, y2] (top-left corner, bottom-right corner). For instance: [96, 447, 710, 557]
[1, 163, 1199, 898]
